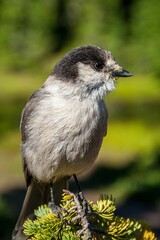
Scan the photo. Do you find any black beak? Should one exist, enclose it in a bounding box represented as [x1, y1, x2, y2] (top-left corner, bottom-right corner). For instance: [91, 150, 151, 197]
[112, 69, 133, 77]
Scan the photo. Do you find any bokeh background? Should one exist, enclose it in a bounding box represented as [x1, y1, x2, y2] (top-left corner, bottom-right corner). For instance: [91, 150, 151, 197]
[0, 0, 160, 239]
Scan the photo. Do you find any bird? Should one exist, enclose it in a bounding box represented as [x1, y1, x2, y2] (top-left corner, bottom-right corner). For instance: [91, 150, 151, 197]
[12, 45, 132, 239]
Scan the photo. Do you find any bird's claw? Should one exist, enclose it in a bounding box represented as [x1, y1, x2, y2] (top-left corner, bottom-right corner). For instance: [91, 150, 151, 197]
[76, 191, 92, 215]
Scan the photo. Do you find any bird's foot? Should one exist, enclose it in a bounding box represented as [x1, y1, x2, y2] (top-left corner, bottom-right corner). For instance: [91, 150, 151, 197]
[76, 191, 92, 215]
[50, 202, 62, 215]
[63, 190, 92, 239]
[72, 174, 92, 215]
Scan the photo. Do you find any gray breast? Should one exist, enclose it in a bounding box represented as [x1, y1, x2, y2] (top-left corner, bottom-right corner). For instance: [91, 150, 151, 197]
[22, 95, 108, 182]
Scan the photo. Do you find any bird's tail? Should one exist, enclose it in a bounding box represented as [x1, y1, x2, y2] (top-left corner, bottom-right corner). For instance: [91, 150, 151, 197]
[12, 177, 68, 240]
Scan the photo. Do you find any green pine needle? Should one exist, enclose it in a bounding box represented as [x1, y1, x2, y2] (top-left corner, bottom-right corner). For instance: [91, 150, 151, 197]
[23, 192, 157, 240]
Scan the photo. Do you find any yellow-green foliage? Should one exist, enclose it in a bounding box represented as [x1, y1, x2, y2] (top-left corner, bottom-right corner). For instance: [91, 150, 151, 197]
[23, 192, 157, 240]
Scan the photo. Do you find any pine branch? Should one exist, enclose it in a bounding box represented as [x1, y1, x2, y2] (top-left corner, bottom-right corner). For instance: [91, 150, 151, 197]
[23, 191, 157, 240]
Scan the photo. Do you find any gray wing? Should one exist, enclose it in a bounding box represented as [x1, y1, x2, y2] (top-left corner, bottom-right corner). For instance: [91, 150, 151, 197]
[20, 89, 44, 186]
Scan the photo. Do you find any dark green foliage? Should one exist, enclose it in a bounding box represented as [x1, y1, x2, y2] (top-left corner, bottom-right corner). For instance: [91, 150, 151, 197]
[0, 0, 159, 75]
[131, 0, 160, 75]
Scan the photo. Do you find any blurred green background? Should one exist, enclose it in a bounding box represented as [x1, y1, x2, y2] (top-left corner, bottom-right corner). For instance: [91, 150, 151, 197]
[0, 0, 160, 239]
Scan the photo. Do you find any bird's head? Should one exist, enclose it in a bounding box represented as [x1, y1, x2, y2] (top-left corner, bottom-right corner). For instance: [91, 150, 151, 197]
[52, 46, 132, 100]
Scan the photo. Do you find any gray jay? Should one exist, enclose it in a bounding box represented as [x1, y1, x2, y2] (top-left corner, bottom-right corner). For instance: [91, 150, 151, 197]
[12, 45, 132, 239]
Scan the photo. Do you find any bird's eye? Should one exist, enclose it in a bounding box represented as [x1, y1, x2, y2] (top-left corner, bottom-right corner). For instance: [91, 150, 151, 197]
[95, 62, 104, 70]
